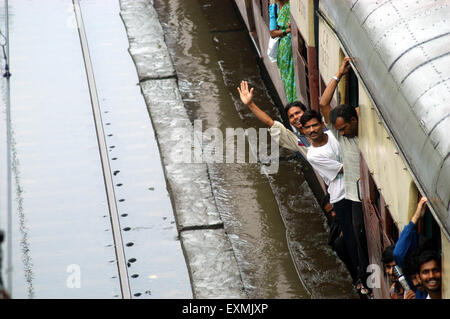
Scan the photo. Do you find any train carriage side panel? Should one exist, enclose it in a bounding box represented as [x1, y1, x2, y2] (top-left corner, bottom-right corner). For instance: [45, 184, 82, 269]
[290, 18, 309, 108]
[290, 0, 314, 48]
[359, 83, 419, 230]
[235, 0, 316, 109]
[290, 0, 320, 111]
[360, 156, 391, 299]
[234, 0, 255, 32]
[250, 0, 289, 105]
[319, 0, 450, 298]
[443, 232, 450, 298]
[318, 0, 450, 241]
[317, 16, 343, 107]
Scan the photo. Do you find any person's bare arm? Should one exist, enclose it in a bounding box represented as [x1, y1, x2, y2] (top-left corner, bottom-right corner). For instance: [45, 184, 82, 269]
[411, 197, 428, 225]
[270, 23, 291, 39]
[238, 81, 274, 127]
[319, 57, 351, 124]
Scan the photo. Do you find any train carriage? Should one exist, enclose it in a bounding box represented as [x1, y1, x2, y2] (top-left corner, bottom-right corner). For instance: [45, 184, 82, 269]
[233, 0, 450, 298]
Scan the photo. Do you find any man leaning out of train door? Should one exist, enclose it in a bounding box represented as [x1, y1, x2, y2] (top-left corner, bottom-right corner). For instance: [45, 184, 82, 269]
[238, 81, 366, 296]
[299, 110, 365, 295]
[237, 80, 310, 155]
[319, 57, 370, 295]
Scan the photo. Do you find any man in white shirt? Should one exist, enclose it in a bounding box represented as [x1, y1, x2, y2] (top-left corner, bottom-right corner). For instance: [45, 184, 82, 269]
[238, 80, 361, 285]
[300, 109, 360, 284]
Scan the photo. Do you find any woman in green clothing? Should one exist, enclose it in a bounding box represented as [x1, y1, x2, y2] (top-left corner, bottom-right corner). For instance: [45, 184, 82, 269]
[269, 0, 297, 103]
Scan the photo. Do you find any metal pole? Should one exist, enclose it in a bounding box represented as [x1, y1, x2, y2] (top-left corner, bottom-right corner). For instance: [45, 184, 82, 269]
[4, 0, 12, 296]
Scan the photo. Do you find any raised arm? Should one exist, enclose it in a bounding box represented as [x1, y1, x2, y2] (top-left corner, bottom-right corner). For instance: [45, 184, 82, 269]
[238, 81, 274, 127]
[411, 197, 428, 225]
[393, 197, 428, 268]
[319, 57, 351, 124]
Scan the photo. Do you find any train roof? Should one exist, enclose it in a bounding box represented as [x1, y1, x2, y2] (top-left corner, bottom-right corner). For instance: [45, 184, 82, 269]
[318, 0, 450, 238]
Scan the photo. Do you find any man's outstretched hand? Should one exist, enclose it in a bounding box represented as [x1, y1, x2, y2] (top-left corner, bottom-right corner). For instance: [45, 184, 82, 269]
[238, 80, 254, 106]
[236, 80, 274, 127]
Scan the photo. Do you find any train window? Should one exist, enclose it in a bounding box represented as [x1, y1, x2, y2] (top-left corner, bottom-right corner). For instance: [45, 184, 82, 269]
[384, 207, 399, 244]
[243, 0, 256, 33]
[345, 67, 359, 108]
[369, 174, 382, 213]
[337, 50, 359, 109]
[260, 0, 270, 26]
[418, 206, 442, 252]
[256, 0, 263, 20]
[297, 33, 308, 64]
[370, 172, 398, 245]
[295, 26, 310, 106]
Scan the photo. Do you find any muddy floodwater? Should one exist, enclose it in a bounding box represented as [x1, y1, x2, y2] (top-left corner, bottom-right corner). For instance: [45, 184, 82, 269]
[153, 0, 356, 298]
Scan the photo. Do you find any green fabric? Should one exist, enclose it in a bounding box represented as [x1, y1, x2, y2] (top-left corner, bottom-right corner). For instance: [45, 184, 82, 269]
[276, 3, 297, 103]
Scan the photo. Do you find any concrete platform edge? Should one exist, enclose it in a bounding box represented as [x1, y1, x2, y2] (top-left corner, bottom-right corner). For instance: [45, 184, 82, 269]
[119, 0, 247, 298]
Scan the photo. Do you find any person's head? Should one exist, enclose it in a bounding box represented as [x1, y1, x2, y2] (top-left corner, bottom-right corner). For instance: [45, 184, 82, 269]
[382, 245, 397, 283]
[403, 252, 422, 290]
[285, 101, 307, 130]
[300, 110, 326, 143]
[330, 104, 358, 138]
[417, 250, 441, 296]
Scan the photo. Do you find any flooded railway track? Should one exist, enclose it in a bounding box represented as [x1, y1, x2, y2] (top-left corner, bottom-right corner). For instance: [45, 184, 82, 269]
[73, 0, 131, 299]
[1, 0, 191, 298]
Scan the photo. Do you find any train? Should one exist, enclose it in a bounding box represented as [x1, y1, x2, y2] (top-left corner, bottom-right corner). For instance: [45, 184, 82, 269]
[232, 0, 449, 298]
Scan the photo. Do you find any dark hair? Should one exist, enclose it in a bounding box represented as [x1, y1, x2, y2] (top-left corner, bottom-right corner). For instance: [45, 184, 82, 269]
[417, 250, 441, 270]
[330, 104, 357, 125]
[381, 245, 395, 265]
[403, 251, 419, 277]
[403, 238, 440, 276]
[284, 101, 307, 114]
[300, 109, 323, 127]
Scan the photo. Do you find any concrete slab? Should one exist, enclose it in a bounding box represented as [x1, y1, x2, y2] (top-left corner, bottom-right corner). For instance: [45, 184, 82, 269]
[140, 79, 223, 229]
[181, 229, 247, 298]
[119, 0, 176, 80]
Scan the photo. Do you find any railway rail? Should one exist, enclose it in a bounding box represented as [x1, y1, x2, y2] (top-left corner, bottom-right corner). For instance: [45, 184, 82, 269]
[73, 0, 131, 299]
[1, 0, 191, 299]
